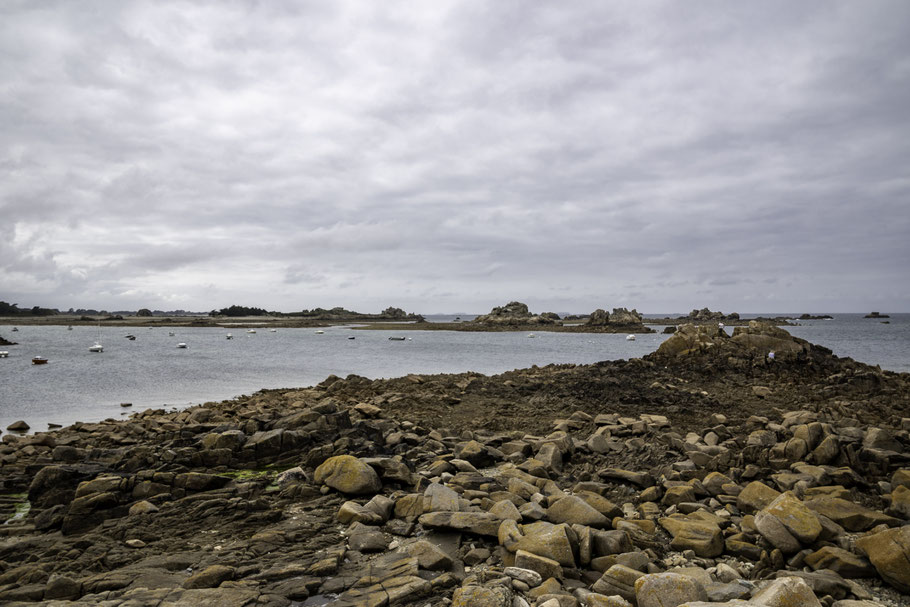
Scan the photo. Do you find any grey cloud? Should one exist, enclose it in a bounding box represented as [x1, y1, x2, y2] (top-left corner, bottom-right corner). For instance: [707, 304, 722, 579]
[1, 1, 909, 313]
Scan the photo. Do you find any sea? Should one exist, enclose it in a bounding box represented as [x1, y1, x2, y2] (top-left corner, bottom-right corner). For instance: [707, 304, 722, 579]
[0, 313, 907, 434]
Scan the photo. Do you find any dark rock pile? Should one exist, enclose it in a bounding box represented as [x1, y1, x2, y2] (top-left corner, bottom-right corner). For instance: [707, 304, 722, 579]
[0, 323, 908, 606]
[585, 308, 644, 328]
[472, 302, 558, 326]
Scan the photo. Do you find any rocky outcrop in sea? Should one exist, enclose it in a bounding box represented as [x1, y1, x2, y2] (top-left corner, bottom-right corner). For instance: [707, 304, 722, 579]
[471, 302, 559, 326]
[0, 322, 908, 606]
[586, 308, 644, 328]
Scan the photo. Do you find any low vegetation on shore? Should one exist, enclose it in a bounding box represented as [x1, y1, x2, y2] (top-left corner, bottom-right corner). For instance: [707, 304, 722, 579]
[0, 322, 908, 606]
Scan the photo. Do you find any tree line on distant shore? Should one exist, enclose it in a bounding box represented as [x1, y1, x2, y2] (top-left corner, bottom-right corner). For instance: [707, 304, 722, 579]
[209, 305, 422, 320]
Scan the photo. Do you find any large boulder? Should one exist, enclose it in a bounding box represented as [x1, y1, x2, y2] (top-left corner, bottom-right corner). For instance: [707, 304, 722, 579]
[634, 572, 708, 607]
[751, 576, 822, 606]
[855, 525, 910, 592]
[754, 492, 822, 552]
[659, 516, 724, 557]
[314, 455, 382, 495]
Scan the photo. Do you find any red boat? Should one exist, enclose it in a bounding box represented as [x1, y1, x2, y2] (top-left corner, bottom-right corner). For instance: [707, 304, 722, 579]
[31, 356, 48, 365]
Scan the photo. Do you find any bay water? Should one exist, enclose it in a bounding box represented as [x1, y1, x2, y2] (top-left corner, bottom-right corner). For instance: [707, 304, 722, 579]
[0, 313, 906, 433]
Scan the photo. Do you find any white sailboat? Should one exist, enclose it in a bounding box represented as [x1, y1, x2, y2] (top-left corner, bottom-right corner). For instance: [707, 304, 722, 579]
[89, 326, 103, 352]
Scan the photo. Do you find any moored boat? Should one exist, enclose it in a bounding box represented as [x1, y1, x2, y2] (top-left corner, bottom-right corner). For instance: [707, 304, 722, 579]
[626, 334, 636, 341]
[32, 356, 48, 364]
[89, 342, 104, 352]
[388, 336, 406, 341]
[176, 343, 187, 349]
[226, 333, 233, 340]
[0, 351, 8, 358]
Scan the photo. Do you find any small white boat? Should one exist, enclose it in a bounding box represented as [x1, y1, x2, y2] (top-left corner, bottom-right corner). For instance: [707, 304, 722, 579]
[176, 343, 187, 349]
[89, 342, 104, 352]
[226, 333, 233, 340]
[315, 330, 325, 334]
[168, 331, 175, 336]
[247, 329, 256, 334]
[527, 334, 536, 338]
[626, 334, 636, 341]
[0, 351, 8, 358]
[269, 328, 277, 332]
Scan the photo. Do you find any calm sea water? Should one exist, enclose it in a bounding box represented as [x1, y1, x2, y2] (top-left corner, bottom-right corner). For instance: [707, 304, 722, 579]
[0, 313, 907, 433]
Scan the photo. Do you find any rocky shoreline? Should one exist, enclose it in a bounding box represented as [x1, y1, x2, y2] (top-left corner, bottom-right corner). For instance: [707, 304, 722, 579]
[1, 322, 909, 606]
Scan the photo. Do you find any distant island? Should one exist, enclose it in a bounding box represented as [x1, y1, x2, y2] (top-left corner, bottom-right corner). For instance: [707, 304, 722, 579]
[645, 308, 795, 326]
[0, 300, 423, 328]
[356, 301, 655, 333]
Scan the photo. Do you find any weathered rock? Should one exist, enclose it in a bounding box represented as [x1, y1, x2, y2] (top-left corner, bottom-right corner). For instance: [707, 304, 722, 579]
[592, 564, 644, 603]
[128, 500, 159, 515]
[182, 565, 235, 589]
[659, 516, 723, 557]
[418, 511, 501, 536]
[44, 574, 81, 600]
[804, 546, 875, 578]
[634, 572, 708, 607]
[755, 492, 822, 550]
[504, 566, 543, 587]
[424, 482, 461, 512]
[314, 454, 382, 494]
[737, 481, 781, 514]
[514, 549, 563, 580]
[804, 497, 900, 531]
[407, 539, 454, 570]
[599, 468, 652, 487]
[490, 498, 522, 521]
[337, 500, 384, 525]
[451, 584, 512, 607]
[548, 495, 609, 527]
[751, 575, 822, 606]
[513, 522, 577, 567]
[855, 525, 910, 592]
[888, 484, 910, 518]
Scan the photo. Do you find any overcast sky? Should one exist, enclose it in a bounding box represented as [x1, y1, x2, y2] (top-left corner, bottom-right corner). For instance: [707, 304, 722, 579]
[2, 1, 908, 315]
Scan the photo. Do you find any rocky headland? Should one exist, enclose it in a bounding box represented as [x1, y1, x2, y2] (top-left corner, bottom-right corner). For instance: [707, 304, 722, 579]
[0, 322, 909, 606]
[0, 334, 15, 346]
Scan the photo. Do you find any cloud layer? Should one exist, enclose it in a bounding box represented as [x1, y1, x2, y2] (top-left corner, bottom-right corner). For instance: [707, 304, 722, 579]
[2, 1, 909, 314]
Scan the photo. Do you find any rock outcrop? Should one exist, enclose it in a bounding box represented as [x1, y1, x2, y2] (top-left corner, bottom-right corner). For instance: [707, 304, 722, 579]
[586, 307, 644, 327]
[472, 301, 557, 326]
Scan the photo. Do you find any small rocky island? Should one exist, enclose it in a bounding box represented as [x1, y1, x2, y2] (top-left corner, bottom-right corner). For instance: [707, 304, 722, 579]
[648, 308, 794, 327]
[865, 312, 890, 319]
[0, 334, 15, 346]
[0, 322, 908, 606]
